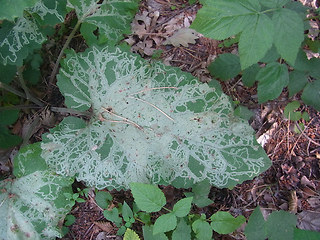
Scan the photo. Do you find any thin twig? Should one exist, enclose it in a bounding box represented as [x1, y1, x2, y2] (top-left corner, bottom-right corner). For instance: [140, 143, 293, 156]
[295, 122, 320, 147]
[128, 96, 174, 122]
[48, 20, 82, 86]
[50, 107, 92, 117]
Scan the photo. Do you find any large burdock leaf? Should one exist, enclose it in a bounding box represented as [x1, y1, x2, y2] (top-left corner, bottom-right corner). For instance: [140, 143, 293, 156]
[0, 0, 67, 65]
[0, 143, 74, 240]
[67, 0, 138, 44]
[0, 0, 37, 21]
[42, 46, 271, 189]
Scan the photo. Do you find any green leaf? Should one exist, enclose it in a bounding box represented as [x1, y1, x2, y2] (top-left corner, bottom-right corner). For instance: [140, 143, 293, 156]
[95, 191, 112, 209]
[103, 208, 122, 226]
[0, 64, 17, 84]
[294, 228, 320, 240]
[0, 0, 37, 21]
[0, 125, 22, 149]
[234, 106, 254, 121]
[266, 210, 297, 240]
[0, 109, 19, 125]
[242, 64, 260, 87]
[257, 62, 289, 103]
[260, 46, 280, 64]
[43, 46, 271, 189]
[301, 80, 320, 111]
[284, 101, 302, 121]
[186, 179, 213, 208]
[172, 218, 191, 240]
[260, 0, 289, 8]
[122, 201, 134, 222]
[208, 53, 241, 80]
[64, 214, 76, 227]
[239, 14, 274, 69]
[210, 211, 246, 234]
[124, 228, 141, 240]
[68, 0, 138, 44]
[0, 143, 74, 240]
[153, 213, 177, 235]
[244, 206, 267, 240]
[192, 219, 212, 240]
[191, 0, 260, 40]
[288, 70, 308, 97]
[130, 183, 166, 213]
[143, 225, 168, 240]
[173, 197, 193, 217]
[272, 8, 304, 66]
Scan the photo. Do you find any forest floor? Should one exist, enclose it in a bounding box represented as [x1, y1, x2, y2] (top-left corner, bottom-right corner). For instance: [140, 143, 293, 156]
[1, 0, 320, 239]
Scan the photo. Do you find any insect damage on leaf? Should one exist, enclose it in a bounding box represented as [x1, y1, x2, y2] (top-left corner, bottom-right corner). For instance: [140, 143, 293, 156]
[41, 46, 271, 190]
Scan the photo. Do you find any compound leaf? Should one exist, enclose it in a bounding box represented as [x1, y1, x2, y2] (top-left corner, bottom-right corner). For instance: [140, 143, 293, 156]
[257, 62, 289, 103]
[130, 183, 166, 213]
[272, 8, 304, 66]
[42, 46, 271, 190]
[210, 211, 246, 234]
[0, 143, 74, 240]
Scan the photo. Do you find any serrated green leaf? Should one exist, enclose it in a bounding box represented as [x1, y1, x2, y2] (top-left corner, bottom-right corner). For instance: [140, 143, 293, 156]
[301, 80, 320, 111]
[124, 228, 141, 240]
[187, 179, 213, 208]
[123, 201, 134, 222]
[266, 210, 297, 240]
[294, 228, 320, 240]
[172, 218, 191, 240]
[257, 62, 289, 103]
[239, 14, 274, 69]
[103, 208, 122, 225]
[173, 197, 193, 217]
[191, 0, 260, 40]
[130, 183, 166, 213]
[208, 53, 241, 80]
[210, 211, 246, 234]
[68, 0, 138, 44]
[192, 219, 212, 240]
[0, 143, 74, 240]
[242, 64, 260, 87]
[143, 225, 168, 240]
[64, 214, 76, 227]
[0, 0, 37, 21]
[288, 70, 308, 97]
[272, 8, 304, 66]
[153, 213, 177, 235]
[42, 46, 270, 190]
[95, 191, 112, 209]
[244, 206, 267, 240]
[260, 46, 280, 64]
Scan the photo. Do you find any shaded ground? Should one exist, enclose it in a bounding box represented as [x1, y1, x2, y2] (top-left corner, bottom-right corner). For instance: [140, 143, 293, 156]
[1, 0, 319, 239]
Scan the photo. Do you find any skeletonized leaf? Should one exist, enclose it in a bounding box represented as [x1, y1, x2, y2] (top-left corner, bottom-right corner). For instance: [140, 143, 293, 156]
[42, 46, 271, 190]
[0, 143, 74, 240]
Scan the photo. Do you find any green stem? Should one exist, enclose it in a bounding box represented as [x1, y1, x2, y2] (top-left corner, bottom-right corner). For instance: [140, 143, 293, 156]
[162, 207, 172, 213]
[48, 20, 82, 85]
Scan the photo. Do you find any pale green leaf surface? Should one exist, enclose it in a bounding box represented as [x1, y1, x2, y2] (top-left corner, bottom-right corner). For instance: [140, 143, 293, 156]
[0, 0, 37, 21]
[302, 80, 320, 111]
[239, 14, 274, 69]
[208, 53, 241, 80]
[257, 62, 289, 103]
[124, 228, 141, 240]
[0, 0, 67, 65]
[68, 0, 138, 43]
[192, 219, 212, 240]
[0, 144, 73, 240]
[153, 213, 177, 235]
[272, 8, 304, 66]
[266, 210, 297, 240]
[172, 218, 191, 240]
[244, 206, 267, 240]
[210, 211, 246, 234]
[173, 197, 193, 217]
[191, 0, 259, 40]
[130, 183, 166, 212]
[42, 46, 271, 189]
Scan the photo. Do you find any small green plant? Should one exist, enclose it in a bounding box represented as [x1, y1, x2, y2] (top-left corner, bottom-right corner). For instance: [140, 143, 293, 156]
[284, 100, 310, 133]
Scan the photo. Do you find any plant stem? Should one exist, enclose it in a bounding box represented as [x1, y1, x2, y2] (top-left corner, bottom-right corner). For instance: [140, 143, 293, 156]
[162, 207, 172, 212]
[50, 106, 92, 117]
[0, 82, 44, 106]
[48, 20, 82, 86]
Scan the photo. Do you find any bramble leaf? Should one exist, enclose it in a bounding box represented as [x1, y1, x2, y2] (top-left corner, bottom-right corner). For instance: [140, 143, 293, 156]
[42, 46, 270, 189]
[0, 143, 74, 240]
[130, 183, 166, 213]
[208, 53, 241, 80]
[210, 211, 246, 234]
[288, 70, 308, 97]
[257, 62, 289, 103]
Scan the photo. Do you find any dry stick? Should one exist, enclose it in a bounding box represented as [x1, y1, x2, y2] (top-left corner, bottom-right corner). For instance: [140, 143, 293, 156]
[295, 122, 320, 147]
[48, 20, 82, 86]
[0, 82, 44, 106]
